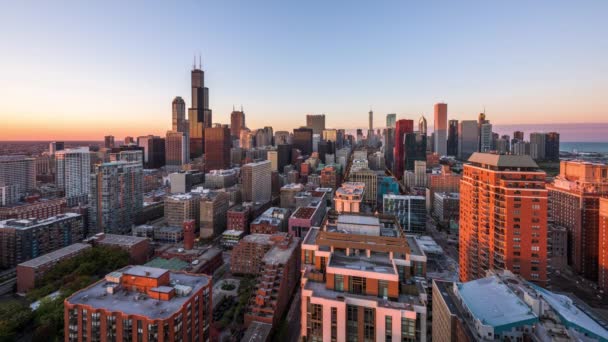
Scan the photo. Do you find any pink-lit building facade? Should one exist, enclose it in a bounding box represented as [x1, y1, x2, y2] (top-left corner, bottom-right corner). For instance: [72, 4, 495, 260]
[334, 182, 365, 213]
[301, 212, 428, 341]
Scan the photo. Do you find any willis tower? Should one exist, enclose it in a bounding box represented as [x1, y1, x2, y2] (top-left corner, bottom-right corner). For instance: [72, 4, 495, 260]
[188, 57, 212, 158]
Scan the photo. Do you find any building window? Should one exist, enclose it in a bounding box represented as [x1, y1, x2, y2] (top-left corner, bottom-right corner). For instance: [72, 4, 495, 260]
[386, 316, 392, 342]
[331, 307, 337, 342]
[335, 274, 344, 292]
[401, 317, 416, 341]
[350, 276, 366, 295]
[307, 303, 323, 341]
[364, 308, 375, 342]
[347, 305, 358, 341]
[122, 318, 132, 342]
[379, 280, 389, 298]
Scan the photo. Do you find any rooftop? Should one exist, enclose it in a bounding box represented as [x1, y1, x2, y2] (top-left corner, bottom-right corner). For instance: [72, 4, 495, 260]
[123, 265, 168, 278]
[66, 266, 210, 319]
[468, 152, 539, 169]
[329, 252, 395, 274]
[0, 212, 81, 230]
[18, 243, 91, 269]
[242, 321, 273, 342]
[292, 206, 317, 220]
[263, 236, 300, 265]
[144, 258, 189, 271]
[457, 276, 538, 331]
[95, 233, 148, 247]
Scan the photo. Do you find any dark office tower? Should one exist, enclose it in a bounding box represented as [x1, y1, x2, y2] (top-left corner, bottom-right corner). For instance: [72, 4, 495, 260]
[317, 140, 335, 164]
[204, 126, 231, 172]
[368, 109, 374, 131]
[277, 144, 292, 173]
[404, 132, 427, 171]
[418, 115, 427, 136]
[513, 131, 524, 141]
[230, 109, 246, 140]
[306, 114, 325, 135]
[384, 128, 395, 171]
[104, 135, 115, 149]
[393, 119, 414, 179]
[172, 96, 187, 132]
[293, 127, 313, 156]
[447, 119, 459, 156]
[545, 132, 560, 161]
[188, 62, 211, 158]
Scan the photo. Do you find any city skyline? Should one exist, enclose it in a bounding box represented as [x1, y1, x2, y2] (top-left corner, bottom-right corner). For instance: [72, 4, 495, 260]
[1, 1, 608, 141]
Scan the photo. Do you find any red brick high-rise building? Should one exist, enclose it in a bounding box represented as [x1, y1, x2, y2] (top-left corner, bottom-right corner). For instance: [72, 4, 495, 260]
[393, 119, 414, 179]
[204, 126, 231, 172]
[64, 265, 212, 342]
[548, 161, 608, 281]
[459, 153, 548, 286]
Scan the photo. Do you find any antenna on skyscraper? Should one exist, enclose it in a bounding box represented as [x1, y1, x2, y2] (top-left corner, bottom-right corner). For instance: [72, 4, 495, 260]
[233, 104, 235, 111]
[193, 55, 196, 69]
[241, 105, 243, 112]
[199, 54, 202, 69]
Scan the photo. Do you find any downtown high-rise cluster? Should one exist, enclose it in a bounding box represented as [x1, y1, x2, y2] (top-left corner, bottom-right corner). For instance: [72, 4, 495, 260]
[1, 58, 608, 342]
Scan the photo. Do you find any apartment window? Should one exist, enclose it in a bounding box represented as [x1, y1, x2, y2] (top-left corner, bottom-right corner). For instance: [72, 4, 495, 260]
[350, 276, 366, 295]
[106, 315, 117, 342]
[385, 316, 392, 342]
[532, 246, 540, 251]
[401, 317, 416, 341]
[137, 320, 143, 342]
[532, 225, 540, 230]
[335, 274, 344, 292]
[364, 308, 375, 342]
[148, 324, 158, 341]
[307, 303, 323, 341]
[347, 305, 358, 341]
[331, 307, 337, 342]
[305, 250, 313, 264]
[122, 319, 132, 342]
[379, 280, 389, 298]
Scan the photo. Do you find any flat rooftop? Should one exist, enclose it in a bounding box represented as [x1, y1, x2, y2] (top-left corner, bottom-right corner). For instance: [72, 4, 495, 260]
[468, 152, 539, 169]
[263, 237, 300, 265]
[292, 207, 317, 220]
[457, 276, 538, 331]
[242, 321, 272, 342]
[144, 258, 189, 271]
[97, 234, 148, 247]
[18, 243, 91, 269]
[66, 266, 210, 319]
[124, 265, 168, 278]
[329, 252, 395, 274]
[303, 227, 320, 245]
[0, 212, 81, 230]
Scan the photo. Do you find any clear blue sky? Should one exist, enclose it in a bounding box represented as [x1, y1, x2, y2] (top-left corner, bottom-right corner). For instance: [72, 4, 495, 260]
[1, 0, 607, 140]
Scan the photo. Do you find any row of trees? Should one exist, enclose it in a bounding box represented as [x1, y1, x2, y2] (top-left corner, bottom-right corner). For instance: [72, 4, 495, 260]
[0, 246, 130, 341]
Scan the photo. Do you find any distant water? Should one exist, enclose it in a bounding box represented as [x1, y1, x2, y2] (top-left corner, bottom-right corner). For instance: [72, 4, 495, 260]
[561, 142, 608, 153]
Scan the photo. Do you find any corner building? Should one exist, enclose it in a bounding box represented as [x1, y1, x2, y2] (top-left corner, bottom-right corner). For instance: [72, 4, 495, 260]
[459, 153, 548, 286]
[65, 265, 212, 342]
[301, 212, 428, 341]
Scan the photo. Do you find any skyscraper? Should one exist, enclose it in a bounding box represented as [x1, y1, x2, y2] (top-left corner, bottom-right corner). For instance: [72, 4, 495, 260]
[530, 132, 546, 160]
[172, 96, 187, 133]
[383, 128, 395, 171]
[104, 135, 115, 149]
[368, 109, 373, 131]
[404, 132, 427, 171]
[204, 126, 231, 171]
[386, 113, 396, 128]
[447, 119, 458, 156]
[165, 131, 189, 167]
[418, 115, 427, 136]
[0, 156, 36, 206]
[188, 61, 211, 158]
[241, 161, 271, 203]
[459, 153, 548, 285]
[89, 160, 143, 235]
[513, 130, 524, 141]
[230, 108, 246, 140]
[547, 161, 608, 281]
[49, 141, 64, 155]
[306, 114, 325, 135]
[138, 135, 166, 169]
[55, 147, 91, 207]
[433, 103, 448, 155]
[277, 144, 292, 173]
[545, 132, 560, 161]
[293, 127, 313, 156]
[393, 119, 414, 179]
[479, 123, 493, 152]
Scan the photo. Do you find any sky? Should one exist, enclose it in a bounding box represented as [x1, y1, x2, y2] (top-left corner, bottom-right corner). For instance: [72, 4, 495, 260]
[1, 0, 607, 141]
